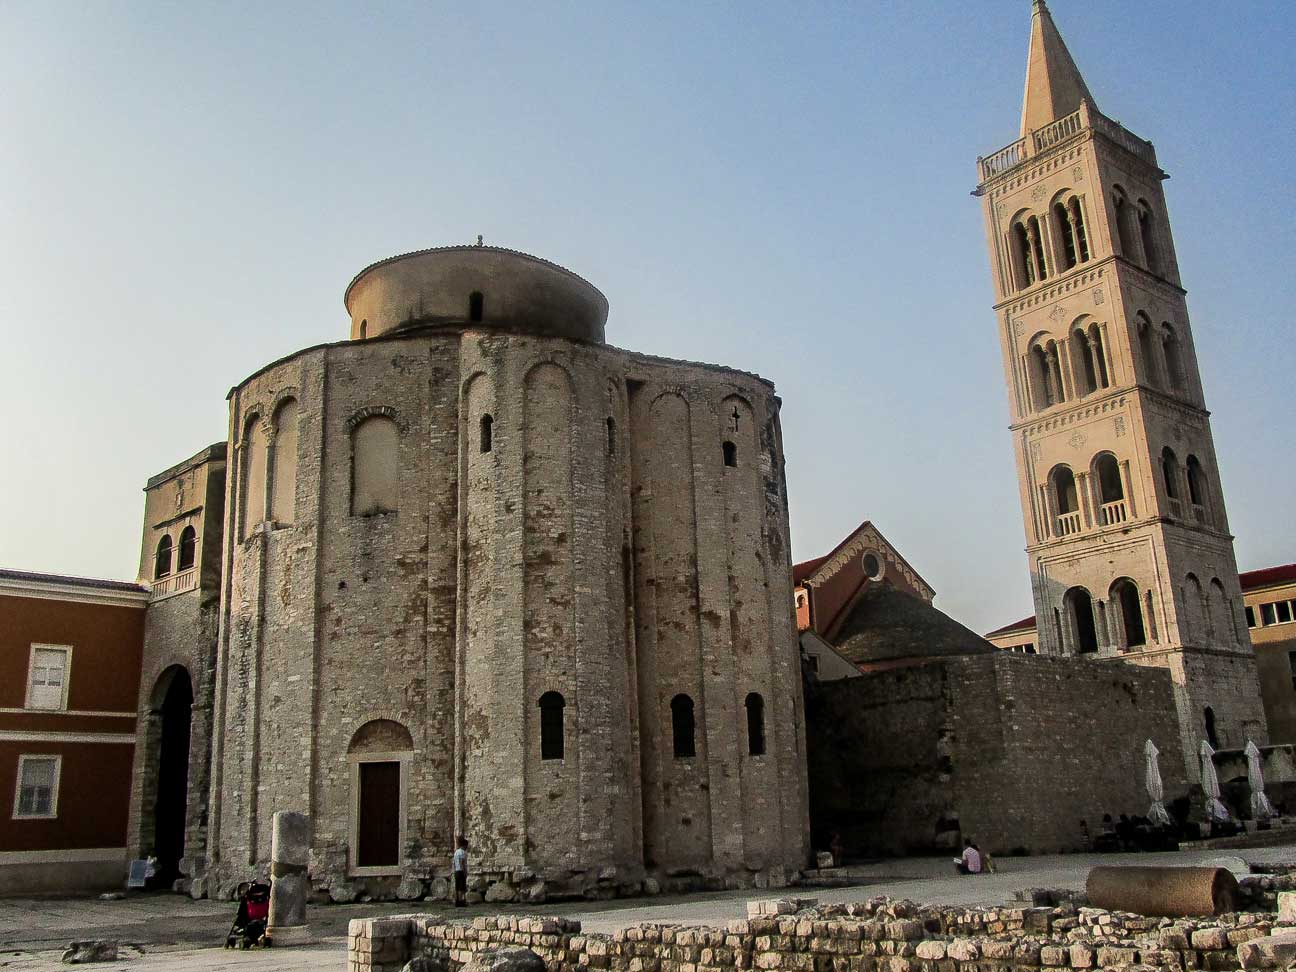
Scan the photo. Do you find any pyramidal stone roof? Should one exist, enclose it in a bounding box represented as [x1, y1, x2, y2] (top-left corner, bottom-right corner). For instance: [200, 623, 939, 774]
[1020, 0, 1096, 137]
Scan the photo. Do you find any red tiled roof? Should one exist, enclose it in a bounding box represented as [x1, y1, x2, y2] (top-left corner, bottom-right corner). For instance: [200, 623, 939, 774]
[1240, 564, 1296, 591]
[984, 614, 1037, 638]
[793, 556, 828, 585]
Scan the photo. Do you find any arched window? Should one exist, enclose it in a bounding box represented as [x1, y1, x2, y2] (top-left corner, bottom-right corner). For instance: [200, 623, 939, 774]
[1162, 325, 1186, 391]
[745, 693, 766, 756]
[539, 691, 565, 761]
[1065, 586, 1098, 654]
[359, 319, 367, 339]
[1112, 186, 1134, 259]
[1210, 578, 1237, 645]
[1027, 215, 1048, 281]
[1094, 453, 1125, 525]
[351, 415, 399, 516]
[606, 417, 616, 457]
[271, 398, 299, 525]
[1088, 324, 1110, 388]
[1029, 345, 1052, 409]
[1054, 201, 1078, 270]
[1050, 465, 1080, 535]
[154, 535, 173, 580]
[1137, 313, 1161, 388]
[480, 414, 493, 454]
[1204, 706, 1219, 749]
[177, 526, 197, 572]
[1161, 447, 1180, 502]
[1111, 578, 1146, 648]
[1137, 201, 1159, 273]
[469, 291, 484, 322]
[1012, 221, 1035, 289]
[1186, 455, 1208, 512]
[1070, 197, 1090, 262]
[671, 694, 696, 758]
[1072, 327, 1099, 394]
[1185, 573, 1208, 642]
[722, 441, 737, 468]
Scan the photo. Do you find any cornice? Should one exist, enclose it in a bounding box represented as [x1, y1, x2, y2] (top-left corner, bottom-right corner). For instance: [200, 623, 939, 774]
[0, 575, 148, 609]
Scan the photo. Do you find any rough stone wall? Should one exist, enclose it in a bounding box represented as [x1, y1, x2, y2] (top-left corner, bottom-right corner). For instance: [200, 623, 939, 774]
[806, 653, 1186, 856]
[128, 448, 225, 891]
[347, 899, 1270, 972]
[205, 325, 807, 899]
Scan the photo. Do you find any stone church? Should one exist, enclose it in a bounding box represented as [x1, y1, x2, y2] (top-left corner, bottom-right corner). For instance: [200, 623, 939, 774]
[127, 245, 810, 901]
[113, 0, 1271, 900]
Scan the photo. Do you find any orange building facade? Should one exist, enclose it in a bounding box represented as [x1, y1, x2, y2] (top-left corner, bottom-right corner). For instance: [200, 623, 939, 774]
[0, 569, 146, 893]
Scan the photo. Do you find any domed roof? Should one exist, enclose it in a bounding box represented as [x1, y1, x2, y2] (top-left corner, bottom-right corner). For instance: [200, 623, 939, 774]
[344, 244, 609, 344]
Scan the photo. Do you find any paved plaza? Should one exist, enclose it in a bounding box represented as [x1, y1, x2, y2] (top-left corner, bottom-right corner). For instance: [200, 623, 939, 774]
[0, 846, 1291, 971]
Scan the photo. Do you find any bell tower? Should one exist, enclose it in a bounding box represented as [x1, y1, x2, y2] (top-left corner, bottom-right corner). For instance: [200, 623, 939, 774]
[974, 0, 1267, 777]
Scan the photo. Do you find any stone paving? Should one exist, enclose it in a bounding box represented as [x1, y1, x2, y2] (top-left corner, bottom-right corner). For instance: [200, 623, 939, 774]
[1, 846, 1292, 971]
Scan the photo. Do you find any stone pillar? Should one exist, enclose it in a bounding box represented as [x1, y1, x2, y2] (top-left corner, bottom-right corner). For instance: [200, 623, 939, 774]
[267, 811, 311, 946]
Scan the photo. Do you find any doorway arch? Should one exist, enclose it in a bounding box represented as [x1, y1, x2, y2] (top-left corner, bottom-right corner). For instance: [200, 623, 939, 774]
[151, 666, 193, 888]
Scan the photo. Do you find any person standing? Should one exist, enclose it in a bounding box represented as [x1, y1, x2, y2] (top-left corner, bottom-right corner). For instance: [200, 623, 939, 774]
[452, 836, 469, 907]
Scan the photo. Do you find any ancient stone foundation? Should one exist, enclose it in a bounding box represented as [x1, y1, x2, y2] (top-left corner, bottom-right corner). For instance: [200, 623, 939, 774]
[346, 897, 1279, 972]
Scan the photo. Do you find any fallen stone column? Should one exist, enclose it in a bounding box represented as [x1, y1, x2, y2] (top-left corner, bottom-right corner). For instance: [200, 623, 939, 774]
[267, 811, 312, 946]
[1087, 865, 1239, 917]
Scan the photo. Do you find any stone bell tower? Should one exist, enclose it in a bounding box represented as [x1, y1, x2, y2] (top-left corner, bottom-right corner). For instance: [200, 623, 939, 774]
[974, 0, 1267, 777]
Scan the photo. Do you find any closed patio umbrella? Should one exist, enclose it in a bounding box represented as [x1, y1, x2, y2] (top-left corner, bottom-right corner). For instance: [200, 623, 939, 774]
[1144, 739, 1172, 826]
[1200, 739, 1230, 822]
[1245, 739, 1275, 820]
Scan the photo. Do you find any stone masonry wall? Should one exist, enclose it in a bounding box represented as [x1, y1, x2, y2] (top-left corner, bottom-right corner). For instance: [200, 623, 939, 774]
[806, 652, 1186, 857]
[347, 898, 1272, 972]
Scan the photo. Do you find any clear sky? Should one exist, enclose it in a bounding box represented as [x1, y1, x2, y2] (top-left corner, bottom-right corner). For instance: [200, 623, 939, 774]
[1, 2, 1292, 634]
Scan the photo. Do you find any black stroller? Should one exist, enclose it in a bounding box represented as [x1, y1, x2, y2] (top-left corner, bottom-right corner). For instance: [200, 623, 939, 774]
[224, 881, 272, 949]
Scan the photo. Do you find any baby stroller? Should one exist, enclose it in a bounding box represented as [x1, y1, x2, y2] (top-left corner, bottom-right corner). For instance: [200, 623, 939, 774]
[224, 881, 272, 949]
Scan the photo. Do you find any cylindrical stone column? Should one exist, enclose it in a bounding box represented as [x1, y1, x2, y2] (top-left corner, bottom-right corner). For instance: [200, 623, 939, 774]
[267, 811, 311, 945]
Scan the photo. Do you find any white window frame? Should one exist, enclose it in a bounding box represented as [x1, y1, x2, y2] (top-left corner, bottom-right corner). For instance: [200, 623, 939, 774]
[13, 754, 61, 820]
[347, 750, 410, 877]
[25, 644, 72, 711]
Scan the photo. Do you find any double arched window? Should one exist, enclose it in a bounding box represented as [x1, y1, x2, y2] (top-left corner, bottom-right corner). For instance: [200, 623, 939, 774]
[1011, 215, 1049, 289]
[1070, 322, 1110, 395]
[1052, 194, 1091, 270]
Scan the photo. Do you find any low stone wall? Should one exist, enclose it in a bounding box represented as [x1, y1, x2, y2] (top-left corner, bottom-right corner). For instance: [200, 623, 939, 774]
[347, 897, 1275, 972]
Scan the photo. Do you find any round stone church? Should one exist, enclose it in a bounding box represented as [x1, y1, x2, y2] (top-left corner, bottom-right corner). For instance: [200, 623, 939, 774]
[131, 244, 809, 902]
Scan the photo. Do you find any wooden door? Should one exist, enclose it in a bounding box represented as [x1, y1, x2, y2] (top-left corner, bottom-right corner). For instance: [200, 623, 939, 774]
[357, 761, 400, 867]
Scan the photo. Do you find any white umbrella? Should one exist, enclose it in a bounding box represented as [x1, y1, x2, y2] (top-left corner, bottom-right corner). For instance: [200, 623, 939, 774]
[1200, 739, 1230, 822]
[1245, 739, 1276, 820]
[1144, 739, 1172, 826]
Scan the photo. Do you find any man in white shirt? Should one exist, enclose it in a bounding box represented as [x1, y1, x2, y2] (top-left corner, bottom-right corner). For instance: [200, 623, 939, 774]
[956, 839, 982, 875]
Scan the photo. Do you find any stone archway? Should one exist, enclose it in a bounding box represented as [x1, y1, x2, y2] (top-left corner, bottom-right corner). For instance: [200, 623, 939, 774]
[151, 666, 193, 888]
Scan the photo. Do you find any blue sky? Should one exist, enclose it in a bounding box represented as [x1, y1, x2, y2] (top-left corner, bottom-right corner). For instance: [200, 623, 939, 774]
[1, 1, 1292, 634]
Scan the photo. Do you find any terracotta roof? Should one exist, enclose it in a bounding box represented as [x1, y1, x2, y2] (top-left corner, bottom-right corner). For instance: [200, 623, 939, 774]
[0, 568, 146, 594]
[985, 614, 1038, 638]
[1240, 564, 1296, 591]
[832, 585, 995, 666]
[793, 556, 828, 585]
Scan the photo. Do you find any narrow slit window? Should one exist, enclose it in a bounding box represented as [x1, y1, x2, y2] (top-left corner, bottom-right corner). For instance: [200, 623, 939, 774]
[671, 694, 696, 758]
[745, 693, 766, 756]
[539, 691, 565, 760]
[480, 414, 493, 453]
[469, 291, 484, 322]
[606, 417, 616, 457]
[722, 441, 737, 468]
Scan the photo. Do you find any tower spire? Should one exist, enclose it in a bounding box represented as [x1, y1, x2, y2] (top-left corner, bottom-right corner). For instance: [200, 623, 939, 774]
[1020, 0, 1095, 137]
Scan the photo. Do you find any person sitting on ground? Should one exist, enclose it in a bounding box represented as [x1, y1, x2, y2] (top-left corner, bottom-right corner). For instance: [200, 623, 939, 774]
[955, 838, 982, 875]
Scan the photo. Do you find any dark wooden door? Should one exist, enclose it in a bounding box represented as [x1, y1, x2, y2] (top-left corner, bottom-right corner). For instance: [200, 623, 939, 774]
[357, 761, 400, 867]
